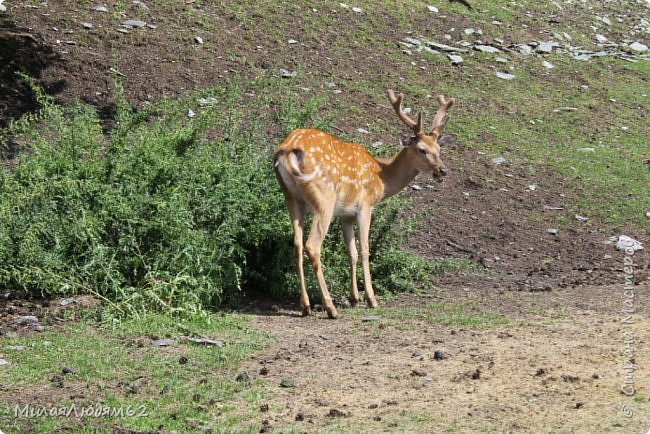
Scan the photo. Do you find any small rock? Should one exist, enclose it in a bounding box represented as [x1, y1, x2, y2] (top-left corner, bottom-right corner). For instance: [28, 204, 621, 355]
[361, 315, 381, 322]
[187, 109, 196, 118]
[495, 57, 508, 63]
[411, 184, 422, 191]
[577, 147, 595, 152]
[81, 22, 93, 29]
[280, 379, 295, 388]
[427, 5, 439, 12]
[287, 39, 298, 44]
[352, 6, 362, 13]
[280, 69, 297, 78]
[464, 28, 475, 35]
[411, 369, 427, 377]
[371, 141, 383, 148]
[7, 345, 25, 351]
[62, 367, 77, 375]
[236, 372, 250, 383]
[448, 54, 464, 64]
[132, 0, 149, 10]
[0, 359, 9, 366]
[496, 71, 514, 80]
[327, 409, 346, 418]
[645, 211, 650, 218]
[150, 338, 175, 347]
[595, 34, 608, 43]
[94, 5, 109, 12]
[336, 355, 353, 361]
[491, 156, 507, 165]
[629, 41, 649, 52]
[616, 235, 644, 252]
[14, 316, 38, 326]
[433, 350, 447, 360]
[411, 350, 422, 358]
[122, 19, 147, 28]
[356, 128, 369, 134]
[536, 41, 555, 53]
[575, 215, 589, 223]
[198, 97, 219, 106]
[527, 184, 537, 191]
[51, 374, 64, 383]
[194, 36, 203, 44]
[295, 412, 304, 421]
[60, 298, 76, 306]
[547, 228, 558, 235]
[561, 374, 580, 383]
[474, 45, 501, 53]
[188, 338, 224, 347]
[542, 61, 555, 69]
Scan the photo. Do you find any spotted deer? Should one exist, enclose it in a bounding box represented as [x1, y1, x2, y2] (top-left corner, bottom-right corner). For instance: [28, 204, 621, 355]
[274, 89, 455, 318]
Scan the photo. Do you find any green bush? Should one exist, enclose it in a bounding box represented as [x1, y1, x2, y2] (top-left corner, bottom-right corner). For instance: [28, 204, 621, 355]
[0, 77, 435, 317]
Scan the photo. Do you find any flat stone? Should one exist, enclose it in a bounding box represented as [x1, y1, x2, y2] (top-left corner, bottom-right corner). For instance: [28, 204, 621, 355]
[81, 22, 93, 29]
[496, 71, 514, 80]
[427, 41, 468, 52]
[14, 316, 38, 326]
[188, 338, 224, 347]
[491, 156, 507, 165]
[542, 61, 555, 69]
[0, 359, 9, 366]
[595, 34, 608, 43]
[616, 235, 644, 251]
[427, 5, 438, 12]
[537, 41, 555, 53]
[94, 5, 108, 12]
[448, 54, 464, 64]
[150, 339, 175, 347]
[629, 42, 648, 52]
[474, 44, 501, 53]
[361, 315, 381, 322]
[495, 57, 508, 63]
[122, 20, 146, 28]
[280, 379, 296, 388]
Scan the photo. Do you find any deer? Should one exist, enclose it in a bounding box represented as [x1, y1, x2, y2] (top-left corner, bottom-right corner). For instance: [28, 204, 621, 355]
[274, 89, 455, 319]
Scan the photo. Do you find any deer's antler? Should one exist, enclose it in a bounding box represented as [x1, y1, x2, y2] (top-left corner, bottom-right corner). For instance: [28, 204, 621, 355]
[430, 95, 455, 135]
[387, 89, 423, 135]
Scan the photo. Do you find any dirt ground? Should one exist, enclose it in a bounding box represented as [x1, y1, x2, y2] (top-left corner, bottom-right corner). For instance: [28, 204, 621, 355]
[240, 283, 650, 433]
[2, 2, 650, 432]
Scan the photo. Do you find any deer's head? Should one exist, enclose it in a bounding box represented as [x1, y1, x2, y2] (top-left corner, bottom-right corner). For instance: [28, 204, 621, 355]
[387, 90, 455, 182]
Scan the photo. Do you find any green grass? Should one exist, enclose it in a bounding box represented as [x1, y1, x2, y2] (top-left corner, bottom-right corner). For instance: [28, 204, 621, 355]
[0, 312, 270, 433]
[346, 300, 511, 328]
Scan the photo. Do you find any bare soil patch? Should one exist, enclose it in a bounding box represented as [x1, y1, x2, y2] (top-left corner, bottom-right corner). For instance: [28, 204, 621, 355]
[240, 283, 650, 433]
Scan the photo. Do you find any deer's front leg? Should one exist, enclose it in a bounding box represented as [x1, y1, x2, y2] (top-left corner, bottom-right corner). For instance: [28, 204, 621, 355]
[357, 209, 378, 308]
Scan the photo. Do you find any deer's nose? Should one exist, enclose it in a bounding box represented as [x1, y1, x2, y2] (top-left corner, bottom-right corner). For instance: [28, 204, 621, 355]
[439, 166, 448, 177]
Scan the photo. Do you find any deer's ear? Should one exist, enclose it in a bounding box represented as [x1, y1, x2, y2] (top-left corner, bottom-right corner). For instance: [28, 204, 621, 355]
[400, 135, 418, 147]
[437, 133, 457, 147]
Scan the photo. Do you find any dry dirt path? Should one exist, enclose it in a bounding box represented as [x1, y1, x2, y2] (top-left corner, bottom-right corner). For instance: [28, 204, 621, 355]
[239, 283, 650, 433]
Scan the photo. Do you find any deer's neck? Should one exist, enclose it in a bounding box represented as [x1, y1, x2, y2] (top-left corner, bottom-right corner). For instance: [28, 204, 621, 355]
[377, 148, 419, 200]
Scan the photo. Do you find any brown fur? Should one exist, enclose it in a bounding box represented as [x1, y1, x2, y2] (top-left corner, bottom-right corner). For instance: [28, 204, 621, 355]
[274, 91, 455, 318]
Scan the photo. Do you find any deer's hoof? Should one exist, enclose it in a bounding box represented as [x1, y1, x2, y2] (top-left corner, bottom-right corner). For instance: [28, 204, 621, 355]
[366, 297, 378, 309]
[326, 306, 339, 319]
[301, 306, 312, 317]
[349, 297, 360, 308]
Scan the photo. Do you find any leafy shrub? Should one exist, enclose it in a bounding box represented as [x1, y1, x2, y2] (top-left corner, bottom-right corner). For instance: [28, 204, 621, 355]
[0, 77, 435, 317]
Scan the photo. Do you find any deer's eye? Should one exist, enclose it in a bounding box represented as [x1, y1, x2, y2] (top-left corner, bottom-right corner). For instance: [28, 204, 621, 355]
[418, 148, 427, 155]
